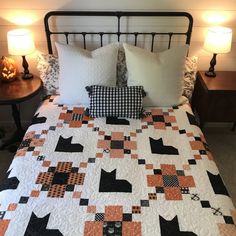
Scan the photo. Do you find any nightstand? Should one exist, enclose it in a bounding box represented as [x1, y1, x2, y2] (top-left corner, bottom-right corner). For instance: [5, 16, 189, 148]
[191, 71, 236, 130]
[0, 75, 43, 150]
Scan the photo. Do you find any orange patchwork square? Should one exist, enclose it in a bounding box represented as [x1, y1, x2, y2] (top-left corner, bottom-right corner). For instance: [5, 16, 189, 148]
[164, 115, 176, 123]
[142, 115, 152, 122]
[69, 120, 82, 128]
[7, 203, 17, 211]
[131, 154, 138, 159]
[73, 107, 84, 114]
[190, 141, 205, 150]
[178, 176, 195, 188]
[111, 132, 124, 140]
[15, 149, 27, 157]
[147, 175, 163, 187]
[145, 164, 153, 169]
[104, 206, 123, 221]
[187, 132, 194, 137]
[80, 162, 88, 168]
[130, 132, 137, 137]
[24, 131, 35, 139]
[87, 205, 96, 213]
[164, 187, 182, 200]
[183, 164, 191, 170]
[98, 131, 105, 135]
[30, 138, 45, 147]
[161, 164, 177, 175]
[124, 141, 137, 150]
[87, 124, 94, 128]
[96, 153, 103, 158]
[97, 140, 110, 149]
[84, 221, 103, 236]
[0, 220, 10, 236]
[30, 190, 40, 197]
[110, 149, 124, 158]
[151, 109, 163, 115]
[122, 222, 142, 236]
[42, 161, 51, 167]
[194, 155, 202, 160]
[59, 113, 72, 121]
[172, 126, 179, 131]
[154, 122, 166, 130]
[72, 191, 81, 199]
[32, 151, 40, 156]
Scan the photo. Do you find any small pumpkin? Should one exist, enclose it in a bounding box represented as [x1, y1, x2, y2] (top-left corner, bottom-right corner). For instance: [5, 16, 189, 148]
[0, 56, 18, 82]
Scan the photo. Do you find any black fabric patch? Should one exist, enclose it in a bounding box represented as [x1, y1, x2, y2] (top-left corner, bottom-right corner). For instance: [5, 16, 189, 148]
[186, 112, 199, 127]
[159, 215, 197, 236]
[24, 212, 62, 236]
[0, 170, 19, 192]
[106, 117, 130, 125]
[99, 169, 132, 192]
[149, 137, 179, 155]
[207, 171, 229, 196]
[52, 172, 69, 185]
[55, 136, 83, 152]
[31, 113, 47, 125]
[103, 221, 122, 235]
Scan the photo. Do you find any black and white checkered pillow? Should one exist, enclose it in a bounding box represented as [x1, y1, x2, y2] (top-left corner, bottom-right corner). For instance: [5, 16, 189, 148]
[86, 85, 145, 119]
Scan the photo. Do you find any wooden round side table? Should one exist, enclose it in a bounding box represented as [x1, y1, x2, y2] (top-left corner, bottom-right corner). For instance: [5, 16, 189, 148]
[0, 75, 43, 150]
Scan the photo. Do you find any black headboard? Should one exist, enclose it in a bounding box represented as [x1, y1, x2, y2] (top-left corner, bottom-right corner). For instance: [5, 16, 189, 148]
[44, 11, 193, 54]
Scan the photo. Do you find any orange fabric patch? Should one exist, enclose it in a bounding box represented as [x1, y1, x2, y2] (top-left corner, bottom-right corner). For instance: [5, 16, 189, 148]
[69, 121, 82, 128]
[87, 205, 96, 213]
[0, 220, 10, 236]
[87, 123, 94, 128]
[151, 109, 163, 115]
[7, 203, 17, 211]
[98, 131, 105, 135]
[110, 149, 124, 158]
[24, 131, 35, 139]
[218, 223, 236, 236]
[59, 113, 72, 121]
[164, 187, 182, 200]
[73, 107, 84, 114]
[104, 206, 123, 221]
[42, 161, 51, 167]
[97, 140, 110, 149]
[142, 115, 152, 122]
[154, 122, 166, 130]
[124, 141, 137, 150]
[161, 164, 177, 175]
[32, 151, 40, 156]
[30, 190, 40, 197]
[178, 176, 195, 188]
[72, 191, 81, 199]
[111, 132, 124, 140]
[172, 126, 179, 131]
[190, 141, 205, 150]
[145, 164, 153, 170]
[194, 155, 202, 160]
[187, 132, 194, 137]
[131, 154, 138, 159]
[164, 115, 176, 123]
[122, 222, 142, 236]
[147, 175, 163, 187]
[84, 221, 103, 236]
[130, 132, 137, 137]
[96, 153, 103, 158]
[80, 162, 88, 168]
[183, 164, 191, 170]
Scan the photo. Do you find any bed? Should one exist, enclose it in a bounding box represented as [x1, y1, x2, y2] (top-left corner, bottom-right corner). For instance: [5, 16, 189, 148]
[0, 11, 235, 236]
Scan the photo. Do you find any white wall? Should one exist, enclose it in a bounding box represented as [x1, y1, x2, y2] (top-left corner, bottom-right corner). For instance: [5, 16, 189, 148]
[0, 0, 236, 125]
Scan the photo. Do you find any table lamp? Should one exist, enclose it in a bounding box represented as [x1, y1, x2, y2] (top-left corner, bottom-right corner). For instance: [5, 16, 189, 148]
[7, 29, 35, 79]
[203, 27, 232, 77]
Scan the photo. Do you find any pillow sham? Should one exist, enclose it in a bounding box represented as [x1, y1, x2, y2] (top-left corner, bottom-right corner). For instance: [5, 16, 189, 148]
[123, 43, 189, 107]
[55, 42, 119, 105]
[36, 53, 59, 96]
[86, 85, 145, 119]
[183, 56, 198, 100]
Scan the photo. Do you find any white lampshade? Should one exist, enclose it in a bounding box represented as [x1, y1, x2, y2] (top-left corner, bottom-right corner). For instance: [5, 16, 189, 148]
[203, 27, 232, 54]
[7, 29, 35, 56]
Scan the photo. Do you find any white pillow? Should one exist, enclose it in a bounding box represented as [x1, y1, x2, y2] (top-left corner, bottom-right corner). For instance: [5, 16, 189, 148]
[55, 42, 119, 105]
[123, 43, 189, 107]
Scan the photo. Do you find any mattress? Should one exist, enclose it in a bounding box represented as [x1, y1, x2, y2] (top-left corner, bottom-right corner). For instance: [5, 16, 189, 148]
[0, 96, 235, 236]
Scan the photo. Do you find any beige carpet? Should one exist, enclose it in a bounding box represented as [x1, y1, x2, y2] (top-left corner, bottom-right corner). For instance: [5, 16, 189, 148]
[0, 125, 235, 206]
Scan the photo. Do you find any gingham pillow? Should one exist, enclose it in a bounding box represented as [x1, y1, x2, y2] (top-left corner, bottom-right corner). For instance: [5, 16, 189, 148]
[86, 85, 145, 119]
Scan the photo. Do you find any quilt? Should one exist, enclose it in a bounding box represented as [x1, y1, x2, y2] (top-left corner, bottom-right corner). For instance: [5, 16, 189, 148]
[0, 96, 235, 236]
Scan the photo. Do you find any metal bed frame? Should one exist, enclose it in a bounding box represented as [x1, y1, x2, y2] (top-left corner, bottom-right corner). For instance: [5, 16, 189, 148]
[44, 11, 193, 54]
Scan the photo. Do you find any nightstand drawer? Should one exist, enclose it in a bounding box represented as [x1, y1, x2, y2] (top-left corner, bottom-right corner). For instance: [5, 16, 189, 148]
[208, 93, 236, 122]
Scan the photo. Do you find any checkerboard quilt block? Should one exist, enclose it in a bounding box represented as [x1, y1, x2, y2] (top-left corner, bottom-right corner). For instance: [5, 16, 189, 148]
[0, 97, 235, 236]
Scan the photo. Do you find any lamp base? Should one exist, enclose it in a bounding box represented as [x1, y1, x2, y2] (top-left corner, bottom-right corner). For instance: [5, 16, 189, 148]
[22, 73, 33, 80]
[205, 71, 216, 77]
